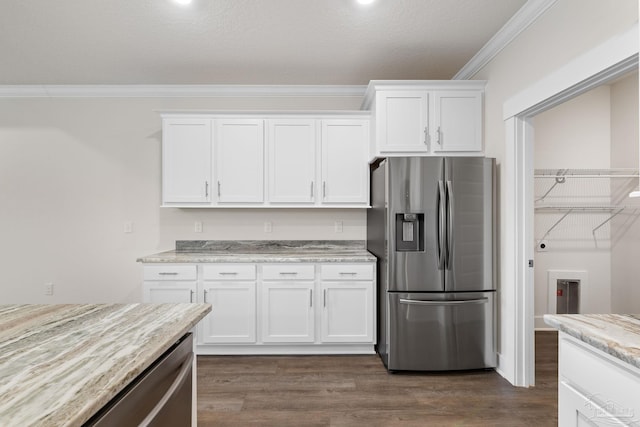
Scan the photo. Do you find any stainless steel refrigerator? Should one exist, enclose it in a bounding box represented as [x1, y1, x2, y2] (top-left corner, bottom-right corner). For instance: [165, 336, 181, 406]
[367, 157, 496, 371]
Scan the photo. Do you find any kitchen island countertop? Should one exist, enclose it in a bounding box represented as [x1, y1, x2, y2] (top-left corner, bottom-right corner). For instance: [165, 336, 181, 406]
[544, 313, 640, 369]
[0, 303, 211, 427]
[137, 240, 376, 263]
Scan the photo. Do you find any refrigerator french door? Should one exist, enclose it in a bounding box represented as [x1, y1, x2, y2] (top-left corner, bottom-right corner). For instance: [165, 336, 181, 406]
[368, 157, 496, 371]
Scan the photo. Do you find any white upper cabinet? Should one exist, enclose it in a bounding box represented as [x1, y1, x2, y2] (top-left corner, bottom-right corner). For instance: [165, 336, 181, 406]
[160, 112, 369, 208]
[267, 119, 317, 203]
[362, 81, 485, 159]
[162, 118, 211, 204]
[375, 91, 430, 154]
[215, 119, 264, 203]
[321, 120, 369, 205]
[432, 91, 483, 153]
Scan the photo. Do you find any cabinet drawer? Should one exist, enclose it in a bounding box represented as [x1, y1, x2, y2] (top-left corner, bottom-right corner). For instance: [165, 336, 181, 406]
[143, 265, 197, 281]
[320, 264, 373, 281]
[202, 264, 256, 280]
[262, 264, 315, 280]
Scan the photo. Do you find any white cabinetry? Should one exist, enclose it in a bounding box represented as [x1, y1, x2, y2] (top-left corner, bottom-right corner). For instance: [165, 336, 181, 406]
[267, 119, 317, 203]
[214, 119, 264, 203]
[362, 81, 485, 159]
[142, 260, 376, 354]
[142, 265, 197, 303]
[159, 112, 370, 208]
[321, 120, 369, 204]
[557, 333, 640, 426]
[162, 119, 211, 204]
[320, 264, 374, 343]
[199, 264, 257, 344]
[261, 264, 315, 343]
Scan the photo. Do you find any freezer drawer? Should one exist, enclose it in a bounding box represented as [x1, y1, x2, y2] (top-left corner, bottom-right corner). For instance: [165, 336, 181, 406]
[387, 292, 495, 371]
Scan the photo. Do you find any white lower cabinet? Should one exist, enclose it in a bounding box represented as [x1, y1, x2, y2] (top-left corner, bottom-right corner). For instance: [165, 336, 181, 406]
[200, 281, 256, 344]
[142, 261, 375, 354]
[321, 282, 373, 343]
[557, 333, 640, 426]
[261, 282, 315, 343]
[142, 265, 197, 303]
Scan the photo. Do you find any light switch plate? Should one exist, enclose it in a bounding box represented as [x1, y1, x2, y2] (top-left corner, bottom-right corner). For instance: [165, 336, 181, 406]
[124, 221, 133, 233]
[335, 221, 343, 233]
[264, 221, 272, 233]
[195, 221, 203, 233]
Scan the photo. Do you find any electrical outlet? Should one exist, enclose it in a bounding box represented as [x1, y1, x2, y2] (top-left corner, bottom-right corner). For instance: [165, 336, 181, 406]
[335, 221, 343, 233]
[264, 221, 272, 233]
[124, 221, 133, 233]
[44, 282, 54, 296]
[195, 221, 203, 233]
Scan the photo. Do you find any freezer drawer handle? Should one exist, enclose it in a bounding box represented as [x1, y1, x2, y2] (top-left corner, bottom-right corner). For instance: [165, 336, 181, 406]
[399, 298, 488, 306]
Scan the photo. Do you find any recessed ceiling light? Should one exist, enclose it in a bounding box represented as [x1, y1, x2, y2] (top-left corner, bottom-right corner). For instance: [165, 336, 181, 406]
[173, 0, 192, 5]
[357, 0, 376, 5]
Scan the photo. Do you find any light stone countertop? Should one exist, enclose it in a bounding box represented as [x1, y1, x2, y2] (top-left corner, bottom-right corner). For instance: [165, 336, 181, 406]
[0, 303, 211, 427]
[544, 313, 640, 369]
[137, 240, 376, 263]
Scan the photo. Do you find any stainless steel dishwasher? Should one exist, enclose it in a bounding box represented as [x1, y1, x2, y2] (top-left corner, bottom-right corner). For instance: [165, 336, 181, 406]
[84, 333, 193, 427]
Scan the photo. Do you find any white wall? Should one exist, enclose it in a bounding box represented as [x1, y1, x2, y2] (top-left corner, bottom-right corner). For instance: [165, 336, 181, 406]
[532, 86, 613, 329]
[610, 71, 640, 313]
[472, 0, 638, 382]
[0, 96, 366, 304]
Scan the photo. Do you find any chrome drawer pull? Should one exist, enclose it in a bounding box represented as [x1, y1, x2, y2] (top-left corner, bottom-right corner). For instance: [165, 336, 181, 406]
[158, 272, 179, 275]
[339, 272, 358, 275]
[279, 272, 298, 275]
[219, 272, 238, 275]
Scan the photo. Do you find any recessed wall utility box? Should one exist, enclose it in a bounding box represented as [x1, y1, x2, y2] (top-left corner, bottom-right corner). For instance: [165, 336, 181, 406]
[556, 279, 580, 314]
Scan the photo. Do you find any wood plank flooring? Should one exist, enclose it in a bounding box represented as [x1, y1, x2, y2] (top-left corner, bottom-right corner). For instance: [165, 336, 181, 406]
[197, 331, 558, 426]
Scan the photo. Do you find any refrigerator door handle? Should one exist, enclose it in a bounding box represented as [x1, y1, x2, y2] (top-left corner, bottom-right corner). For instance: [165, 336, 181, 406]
[446, 180, 454, 270]
[399, 297, 489, 306]
[437, 180, 446, 270]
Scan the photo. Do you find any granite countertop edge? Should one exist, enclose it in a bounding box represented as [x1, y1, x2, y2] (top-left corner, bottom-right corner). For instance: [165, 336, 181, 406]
[544, 313, 640, 370]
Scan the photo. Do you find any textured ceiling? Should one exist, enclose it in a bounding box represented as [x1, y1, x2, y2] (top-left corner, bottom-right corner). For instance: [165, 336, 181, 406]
[0, 0, 527, 85]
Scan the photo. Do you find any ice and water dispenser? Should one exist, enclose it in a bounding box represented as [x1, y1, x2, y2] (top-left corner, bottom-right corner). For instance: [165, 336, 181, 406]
[395, 213, 424, 251]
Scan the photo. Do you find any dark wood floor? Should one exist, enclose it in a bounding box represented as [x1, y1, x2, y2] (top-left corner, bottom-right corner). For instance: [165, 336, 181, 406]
[197, 331, 558, 426]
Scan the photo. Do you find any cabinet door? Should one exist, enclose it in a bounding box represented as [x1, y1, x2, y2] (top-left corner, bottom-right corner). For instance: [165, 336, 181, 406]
[200, 281, 257, 344]
[321, 282, 374, 343]
[143, 281, 196, 303]
[267, 119, 316, 203]
[376, 91, 429, 153]
[321, 120, 369, 204]
[432, 91, 482, 152]
[162, 119, 211, 203]
[261, 282, 315, 343]
[215, 119, 264, 203]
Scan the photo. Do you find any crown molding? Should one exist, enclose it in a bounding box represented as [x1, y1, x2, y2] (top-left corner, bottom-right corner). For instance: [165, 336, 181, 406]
[453, 0, 558, 80]
[0, 84, 368, 98]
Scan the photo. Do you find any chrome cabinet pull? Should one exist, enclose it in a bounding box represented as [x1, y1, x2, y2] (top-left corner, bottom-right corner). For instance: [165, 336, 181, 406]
[323, 289, 326, 307]
[217, 181, 221, 197]
[203, 289, 208, 303]
[190, 290, 194, 303]
[279, 272, 298, 276]
[205, 181, 209, 197]
[310, 181, 314, 198]
[323, 182, 326, 199]
[158, 272, 178, 276]
[424, 126, 429, 148]
[339, 272, 357, 276]
[219, 272, 238, 276]
[437, 126, 442, 145]
[309, 289, 313, 307]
